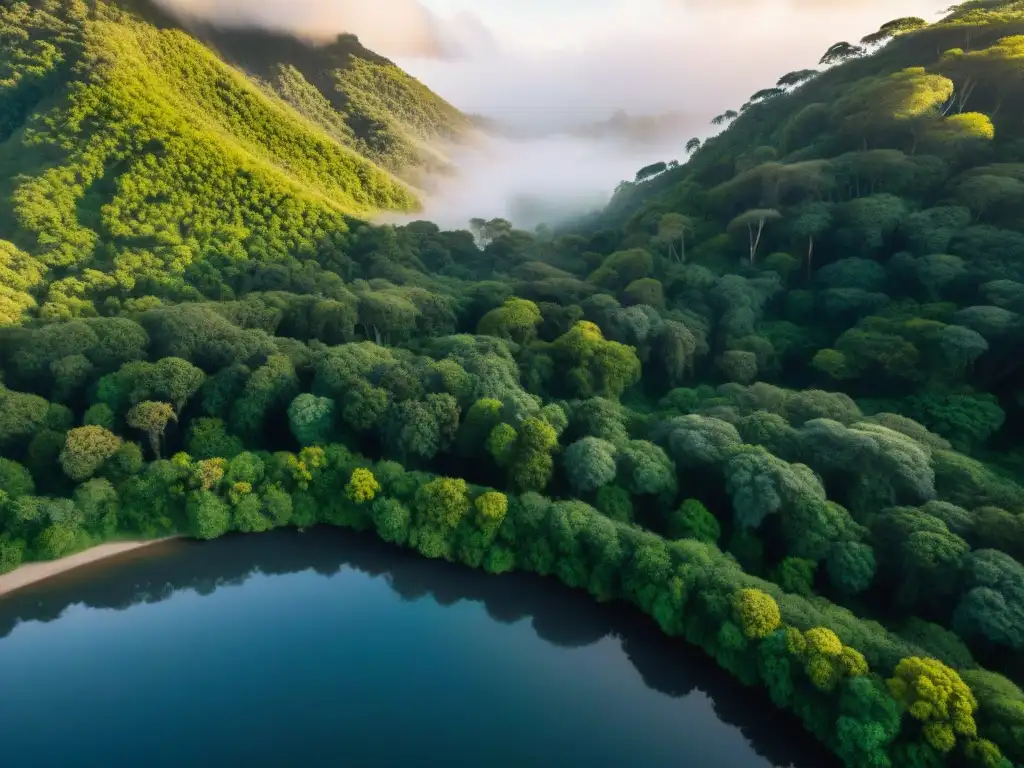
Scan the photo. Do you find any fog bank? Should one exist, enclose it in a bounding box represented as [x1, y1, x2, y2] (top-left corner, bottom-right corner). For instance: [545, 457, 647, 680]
[384, 132, 685, 231]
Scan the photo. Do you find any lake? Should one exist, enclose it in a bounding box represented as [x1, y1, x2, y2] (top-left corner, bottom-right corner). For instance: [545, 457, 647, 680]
[0, 529, 835, 768]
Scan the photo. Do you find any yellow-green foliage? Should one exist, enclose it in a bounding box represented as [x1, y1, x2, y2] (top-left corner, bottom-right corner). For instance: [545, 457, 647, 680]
[788, 626, 869, 692]
[731, 588, 781, 639]
[0, 239, 44, 325]
[474, 491, 508, 530]
[888, 656, 978, 752]
[0, 0, 418, 315]
[346, 467, 381, 504]
[261, 64, 357, 148]
[186, 457, 226, 491]
[228, 481, 252, 505]
[337, 57, 466, 141]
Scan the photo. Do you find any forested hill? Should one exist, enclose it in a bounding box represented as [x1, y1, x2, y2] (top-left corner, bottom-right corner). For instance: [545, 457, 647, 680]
[0, 0, 476, 323]
[99, 0, 473, 178]
[188, 25, 473, 180]
[582, 0, 1024, 456]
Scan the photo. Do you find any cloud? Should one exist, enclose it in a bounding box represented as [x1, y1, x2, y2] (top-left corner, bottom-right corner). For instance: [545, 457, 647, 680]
[152, 0, 493, 58]
[400, 0, 941, 128]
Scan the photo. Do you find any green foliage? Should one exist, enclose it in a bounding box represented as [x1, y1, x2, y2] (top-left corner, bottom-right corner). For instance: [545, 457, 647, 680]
[0, 458, 35, 498]
[287, 394, 335, 446]
[186, 490, 232, 540]
[1, 4, 1024, 765]
[59, 426, 122, 481]
[564, 437, 617, 495]
[541, 321, 641, 400]
[667, 499, 721, 544]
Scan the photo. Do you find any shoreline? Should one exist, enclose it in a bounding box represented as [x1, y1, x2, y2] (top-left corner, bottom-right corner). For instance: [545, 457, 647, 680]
[0, 537, 182, 597]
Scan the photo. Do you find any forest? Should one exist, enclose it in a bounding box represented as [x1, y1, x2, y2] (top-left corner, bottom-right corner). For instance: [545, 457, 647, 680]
[2, 0, 1024, 766]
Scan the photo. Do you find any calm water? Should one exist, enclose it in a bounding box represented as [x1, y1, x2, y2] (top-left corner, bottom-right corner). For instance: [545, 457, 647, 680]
[0, 529, 834, 768]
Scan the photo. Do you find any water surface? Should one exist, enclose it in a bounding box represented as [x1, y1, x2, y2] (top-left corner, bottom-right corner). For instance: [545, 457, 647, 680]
[0, 529, 834, 768]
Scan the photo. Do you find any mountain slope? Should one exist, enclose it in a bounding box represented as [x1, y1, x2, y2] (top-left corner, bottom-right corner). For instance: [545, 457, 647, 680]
[0, 0, 427, 319]
[192, 24, 474, 180]
[576, 1, 1024, 448]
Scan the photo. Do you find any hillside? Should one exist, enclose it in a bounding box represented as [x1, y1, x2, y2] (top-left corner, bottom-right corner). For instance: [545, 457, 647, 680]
[190, 24, 474, 182]
[2, 2, 1024, 768]
[584, 1, 1024, 458]
[0, 0, 436, 321]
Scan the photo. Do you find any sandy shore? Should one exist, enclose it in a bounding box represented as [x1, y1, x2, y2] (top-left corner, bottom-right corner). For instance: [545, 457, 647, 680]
[0, 538, 180, 597]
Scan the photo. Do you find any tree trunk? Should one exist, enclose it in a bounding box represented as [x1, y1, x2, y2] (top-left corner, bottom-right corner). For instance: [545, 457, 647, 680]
[751, 220, 765, 265]
[807, 235, 814, 280]
[680, 232, 686, 264]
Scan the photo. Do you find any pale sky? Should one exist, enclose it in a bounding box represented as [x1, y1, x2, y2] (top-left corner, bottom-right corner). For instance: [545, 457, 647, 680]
[394, 0, 946, 126]
[159, 0, 947, 125]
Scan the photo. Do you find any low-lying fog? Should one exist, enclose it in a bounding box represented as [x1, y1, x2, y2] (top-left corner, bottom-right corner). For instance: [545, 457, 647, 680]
[158, 0, 945, 229]
[385, 133, 684, 231]
[393, 0, 944, 229]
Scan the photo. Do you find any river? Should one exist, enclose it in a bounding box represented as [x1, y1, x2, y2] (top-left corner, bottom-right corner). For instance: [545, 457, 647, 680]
[0, 529, 835, 768]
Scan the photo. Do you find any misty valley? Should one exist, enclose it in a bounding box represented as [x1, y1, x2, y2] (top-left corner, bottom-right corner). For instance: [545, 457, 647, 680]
[1, 2, 1024, 768]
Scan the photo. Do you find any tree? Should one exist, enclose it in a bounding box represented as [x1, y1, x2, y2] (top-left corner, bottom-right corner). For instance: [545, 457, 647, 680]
[716, 350, 758, 384]
[231, 354, 299, 442]
[668, 499, 720, 544]
[372, 497, 411, 545]
[564, 437, 618, 495]
[659, 414, 742, 468]
[0, 388, 51, 452]
[789, 202, 833, 278]
[827, 541, 876, 595]
[346, 468, 380, 504]
[126, 401, 176, 459]
[861, 17, 928, 46]
[546, 322, 641, 400]
[728, 209, 782, 264]
[187, 490, 232, 540]
[60, 426, 122, 482]
[685, 137, 701, 154]
[820, 41, 865, 66]
[287, 394, 335, 446]
[888, 657, 978, 752]
[732, 588, 781, 639]
[904, 206, 972, 255]
[833, 69, 954, 153]
[750, 87, 785, 103]
[508, 417, 560, 492]
[769, 557, 815, 596]
[415, 477, 470, 533]
[0, 458, 34, 498]
[635, 161, 667, 182]
[777, 69, 818, 88]
[656, 213, 694, 263]
[477, 298, 542, 345]
[469, 218, 513, 248]
[618, 440, 676, 498]
[789, 627, 868, 692]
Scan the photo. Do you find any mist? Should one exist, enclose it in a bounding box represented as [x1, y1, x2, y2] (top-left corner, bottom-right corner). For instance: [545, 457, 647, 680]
[389, 0, 943, 230]
[154, 0, 945, 230]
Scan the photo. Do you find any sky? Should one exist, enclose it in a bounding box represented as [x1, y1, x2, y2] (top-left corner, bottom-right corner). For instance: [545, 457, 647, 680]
[395, 0, 946, 127]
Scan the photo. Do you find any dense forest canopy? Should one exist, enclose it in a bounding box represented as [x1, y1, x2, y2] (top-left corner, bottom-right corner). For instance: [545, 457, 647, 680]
[2, 1, 1024, 767]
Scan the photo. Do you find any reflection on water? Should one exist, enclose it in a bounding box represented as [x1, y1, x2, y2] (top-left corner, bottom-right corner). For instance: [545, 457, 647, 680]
[0, 528, 835, 768]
